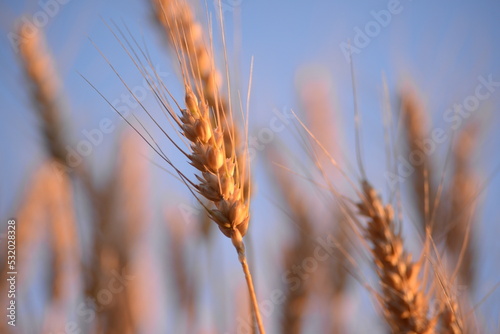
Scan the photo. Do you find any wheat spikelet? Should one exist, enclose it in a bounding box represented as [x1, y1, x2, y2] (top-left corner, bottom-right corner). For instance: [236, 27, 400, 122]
[18, 23, 66, 164]
[357, 180, 436, 333]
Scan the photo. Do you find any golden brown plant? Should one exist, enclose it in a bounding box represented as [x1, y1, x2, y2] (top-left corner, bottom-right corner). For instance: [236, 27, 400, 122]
[147, 0, 263, 331]
[443, 123, 479, 288]
[166, 213, 197, 328]
[400, 88, 435, 231]
[273, 163, 314, 334]
[18, 23, 66, 164]
[15, 22, 82, 332]
[357, 180, 437, 333]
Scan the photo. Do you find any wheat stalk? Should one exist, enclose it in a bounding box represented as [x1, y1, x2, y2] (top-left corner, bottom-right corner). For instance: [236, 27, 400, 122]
[357, 180, 436, 333]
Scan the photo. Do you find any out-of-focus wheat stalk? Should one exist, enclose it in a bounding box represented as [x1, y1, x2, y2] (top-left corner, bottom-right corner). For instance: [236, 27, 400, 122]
[18, 23, 66, 164]
[151, 0, 251, 199]
[443, 123, 478, 288]
[296, 70, 351, 333]
[357, 180, 437, 333]
[15, 22, 81, 332]
[118, 131, 152, 333]
[273, 162, 314, 334]
[400, 88, 435, 231]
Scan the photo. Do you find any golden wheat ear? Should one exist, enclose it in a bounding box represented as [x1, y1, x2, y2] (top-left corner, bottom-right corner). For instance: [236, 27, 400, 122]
[356, 180, 438, 333]
[18, 23, 67, 165]
[146, 1, 263, 331]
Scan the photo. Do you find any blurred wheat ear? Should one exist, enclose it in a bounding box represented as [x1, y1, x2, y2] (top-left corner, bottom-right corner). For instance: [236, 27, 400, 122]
[443, 122, 479, 289]
[14, 22, 81, 331]
[18, 23, 66, 164]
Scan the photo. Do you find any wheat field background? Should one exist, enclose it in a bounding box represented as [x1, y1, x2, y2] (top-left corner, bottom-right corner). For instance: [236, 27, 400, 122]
[1, 0, 500, 333]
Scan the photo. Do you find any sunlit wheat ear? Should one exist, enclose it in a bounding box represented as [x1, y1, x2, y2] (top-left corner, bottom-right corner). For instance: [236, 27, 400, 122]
[400, 88, 435, 231]
[271, 155, 314, 334]
[18, 23, 66, 164]
[174, 83, 264, 333]
[166, 212, 197, 329]
[357, 180, 437, 333]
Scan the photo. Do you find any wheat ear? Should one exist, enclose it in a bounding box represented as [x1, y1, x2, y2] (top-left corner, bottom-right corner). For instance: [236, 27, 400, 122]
[357, 180, 436, 333]
[444, 123, 478, 288]
[400, 88, 435, 230]
[272, 158, 313, 334]
[18, 23, 66, 164]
